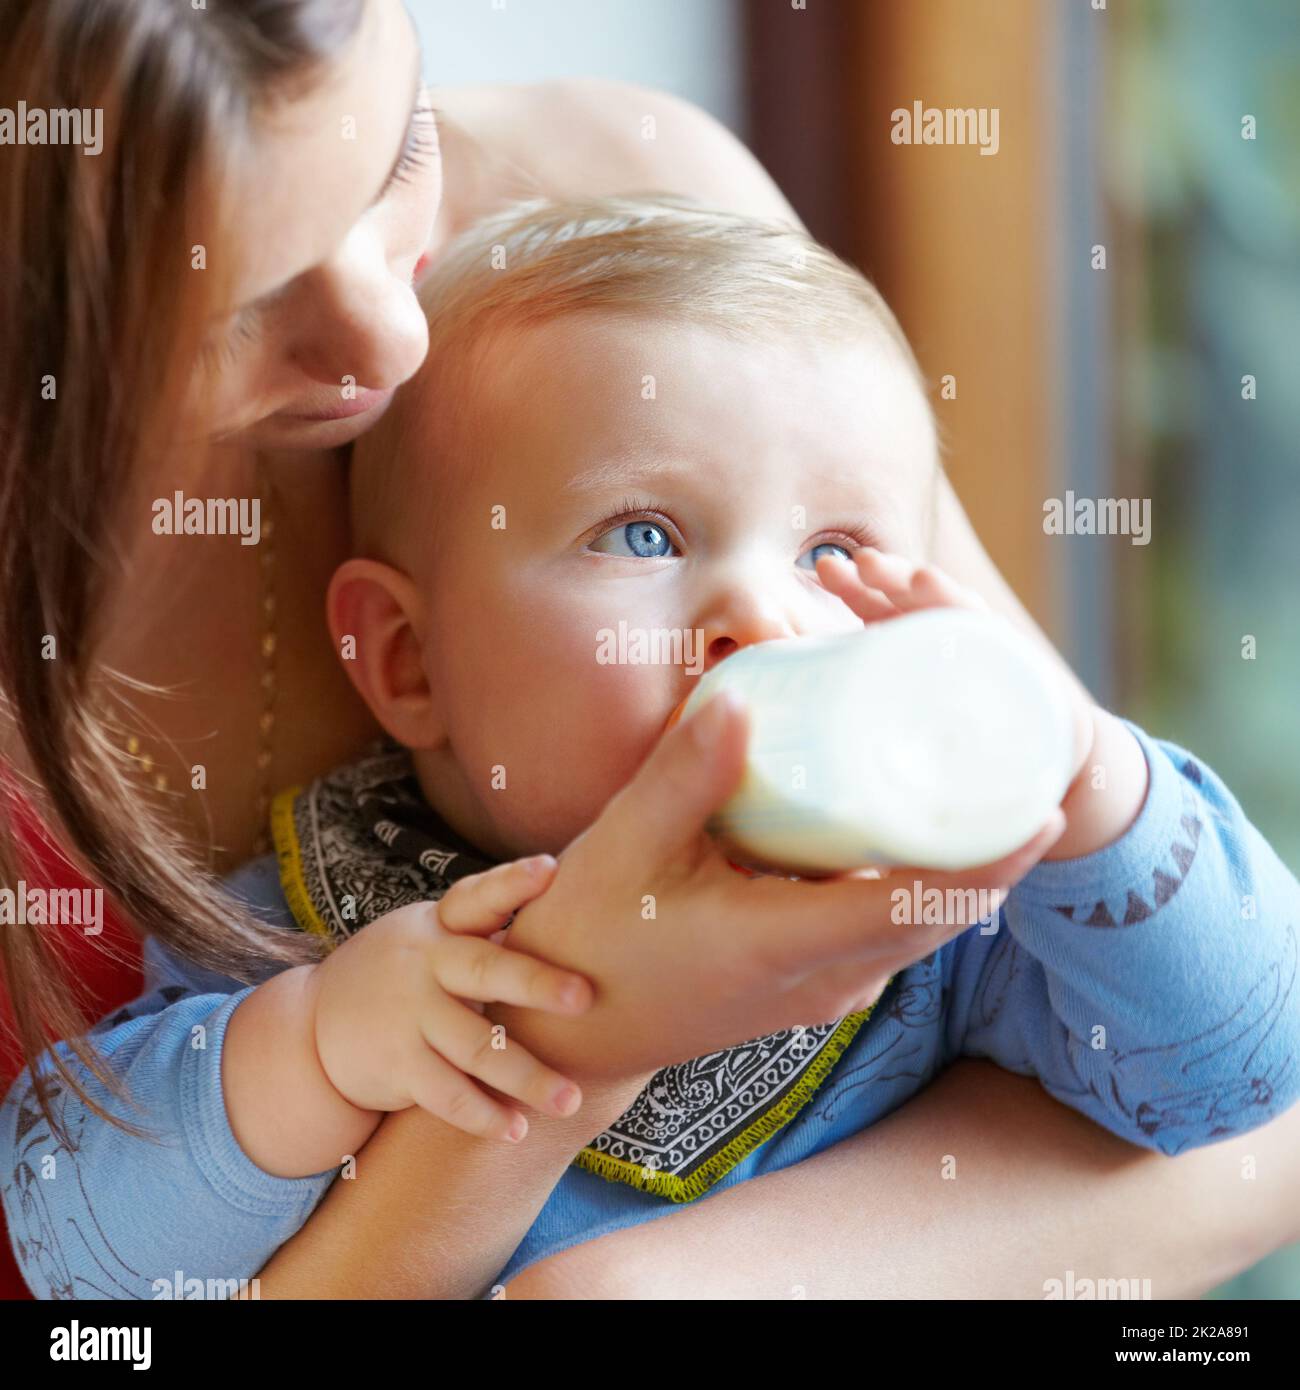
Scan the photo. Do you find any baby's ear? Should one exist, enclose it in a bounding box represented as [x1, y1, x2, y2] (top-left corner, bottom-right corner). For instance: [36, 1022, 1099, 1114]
[327, 559, 443, 749]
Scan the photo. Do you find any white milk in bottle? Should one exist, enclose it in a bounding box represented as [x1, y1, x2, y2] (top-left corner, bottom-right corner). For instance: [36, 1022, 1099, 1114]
[677, 608, 1076, 874]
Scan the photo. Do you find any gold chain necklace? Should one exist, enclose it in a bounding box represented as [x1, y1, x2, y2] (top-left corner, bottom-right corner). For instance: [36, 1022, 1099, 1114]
[252, 455, 278, 857]
[118, 459, 279, 859]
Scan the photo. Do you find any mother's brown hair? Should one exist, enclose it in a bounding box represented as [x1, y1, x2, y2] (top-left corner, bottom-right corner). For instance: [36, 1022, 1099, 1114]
[0, 0, 366, 1137]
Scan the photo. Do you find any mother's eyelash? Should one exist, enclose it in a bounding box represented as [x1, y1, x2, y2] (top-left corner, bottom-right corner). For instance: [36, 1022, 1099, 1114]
[200, 304, 264, 369]
[381, 103, 438, 198]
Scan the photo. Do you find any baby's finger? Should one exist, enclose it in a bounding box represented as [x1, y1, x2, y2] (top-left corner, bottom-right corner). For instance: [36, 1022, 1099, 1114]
[849, 546, 919, 597]
[419, 1001, 583, 1120]
[815, 553, 898, 623]
[432, 932, 593, 1013]
[438, 855, 559, 936]
[404, 1045, 529, 1142]
[852, 550, 941, 611]
[853, 548, 986, 614]
[907, 565, 988, 612]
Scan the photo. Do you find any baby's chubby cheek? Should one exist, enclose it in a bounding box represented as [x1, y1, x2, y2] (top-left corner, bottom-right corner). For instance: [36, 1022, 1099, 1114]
[459, 615, 688, 855]
[559, 658, 679, 804]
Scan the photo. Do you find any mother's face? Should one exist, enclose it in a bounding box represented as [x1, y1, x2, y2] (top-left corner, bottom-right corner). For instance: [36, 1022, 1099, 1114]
[199, 0, 438, 449]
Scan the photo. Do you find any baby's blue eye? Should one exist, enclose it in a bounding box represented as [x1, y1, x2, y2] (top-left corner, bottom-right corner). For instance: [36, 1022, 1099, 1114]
[798, 541, 853, 570]
[590, 521, 678, 558]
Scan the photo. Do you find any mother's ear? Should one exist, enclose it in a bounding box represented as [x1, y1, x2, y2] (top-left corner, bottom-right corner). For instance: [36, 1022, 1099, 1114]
[327, 558, 444, 750]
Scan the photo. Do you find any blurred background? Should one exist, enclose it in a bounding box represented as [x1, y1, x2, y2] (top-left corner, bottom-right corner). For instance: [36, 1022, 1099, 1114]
[410, 0, 1299, 1298]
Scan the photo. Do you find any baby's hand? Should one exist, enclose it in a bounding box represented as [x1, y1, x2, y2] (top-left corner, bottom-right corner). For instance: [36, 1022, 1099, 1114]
[308, 855, 594, 1143]
[815, 546, 988, 625]
[819, 546, 1149, 861]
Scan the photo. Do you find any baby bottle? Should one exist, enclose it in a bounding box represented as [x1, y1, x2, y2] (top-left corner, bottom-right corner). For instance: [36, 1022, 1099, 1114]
[677, 607, 1077, 875]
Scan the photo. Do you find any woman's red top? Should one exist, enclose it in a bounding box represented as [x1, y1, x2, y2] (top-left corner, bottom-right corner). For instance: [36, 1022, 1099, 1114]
[0, 801, 144, 1301]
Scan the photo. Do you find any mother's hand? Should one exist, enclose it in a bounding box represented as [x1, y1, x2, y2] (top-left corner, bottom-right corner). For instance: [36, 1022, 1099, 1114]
[492, 692, 1065, 1089]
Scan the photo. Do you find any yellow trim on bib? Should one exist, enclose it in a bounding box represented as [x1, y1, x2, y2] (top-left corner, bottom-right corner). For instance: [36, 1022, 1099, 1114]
[270, 769, 886, 1202]
[574, 1003, 877, 1202]
[271, 786, 337, 948]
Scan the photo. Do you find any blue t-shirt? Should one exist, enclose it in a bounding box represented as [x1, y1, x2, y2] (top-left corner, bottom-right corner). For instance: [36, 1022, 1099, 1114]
[4, 722, 1298, 1298]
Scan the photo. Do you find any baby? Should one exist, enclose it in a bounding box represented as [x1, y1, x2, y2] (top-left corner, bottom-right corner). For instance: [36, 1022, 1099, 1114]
[252, 193, 1300, 1193]
[9, 196, 1297, 1298]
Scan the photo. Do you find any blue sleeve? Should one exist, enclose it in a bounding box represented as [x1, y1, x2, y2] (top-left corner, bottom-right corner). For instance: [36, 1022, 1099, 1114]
[0, 862, 334, 1299]
[949, 719, 1300, 1155]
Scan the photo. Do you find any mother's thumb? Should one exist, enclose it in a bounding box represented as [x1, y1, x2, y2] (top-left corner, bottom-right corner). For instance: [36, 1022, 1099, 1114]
[606, 691, 750, 863]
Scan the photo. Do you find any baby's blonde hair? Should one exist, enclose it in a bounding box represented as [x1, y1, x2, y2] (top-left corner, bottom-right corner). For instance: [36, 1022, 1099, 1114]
[353, 194, 932, 561]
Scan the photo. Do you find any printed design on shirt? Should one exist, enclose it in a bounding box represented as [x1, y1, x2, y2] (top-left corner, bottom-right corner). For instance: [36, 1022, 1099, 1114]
[1050, 762, 1204, 927]
[969, 925, 1296, 1154]
[968, 932, 1026, 1039]
[269, 742, 878, 1203]
[1114, 922, 1298, 1150]
[3, 1079, 141, 1300]
[99, 984, 192, 1032]
[814, 960, 943, 1122]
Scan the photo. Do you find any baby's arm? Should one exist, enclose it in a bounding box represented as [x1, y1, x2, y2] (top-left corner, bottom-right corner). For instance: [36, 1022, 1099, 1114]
[820, 545, 1299, 1150]
[0, 857, 591, 1299]
[952, 723, 1300, 1153]
[0, 973, 332, 1300]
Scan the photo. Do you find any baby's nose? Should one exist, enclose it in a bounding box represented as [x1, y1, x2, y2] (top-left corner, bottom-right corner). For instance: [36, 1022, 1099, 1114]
[701, 604, 799, 672]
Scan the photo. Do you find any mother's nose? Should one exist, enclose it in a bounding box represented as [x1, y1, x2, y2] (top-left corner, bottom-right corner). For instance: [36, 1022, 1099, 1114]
[289, 234, 429, 391]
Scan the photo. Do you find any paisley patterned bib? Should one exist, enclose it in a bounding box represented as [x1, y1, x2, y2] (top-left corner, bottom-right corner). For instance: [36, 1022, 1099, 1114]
[271, 744, 878, 1202]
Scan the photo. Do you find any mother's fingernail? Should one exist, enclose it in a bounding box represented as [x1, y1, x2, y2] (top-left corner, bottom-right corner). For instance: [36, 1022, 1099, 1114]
[1036, 813, 1067, 849]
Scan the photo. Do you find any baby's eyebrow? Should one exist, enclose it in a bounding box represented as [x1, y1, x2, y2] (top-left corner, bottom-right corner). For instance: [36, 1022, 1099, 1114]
[561, 455, 692, 496]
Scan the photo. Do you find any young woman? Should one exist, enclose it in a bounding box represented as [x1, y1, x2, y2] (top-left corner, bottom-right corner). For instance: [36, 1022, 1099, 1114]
[1, 0, 1295, 1299]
